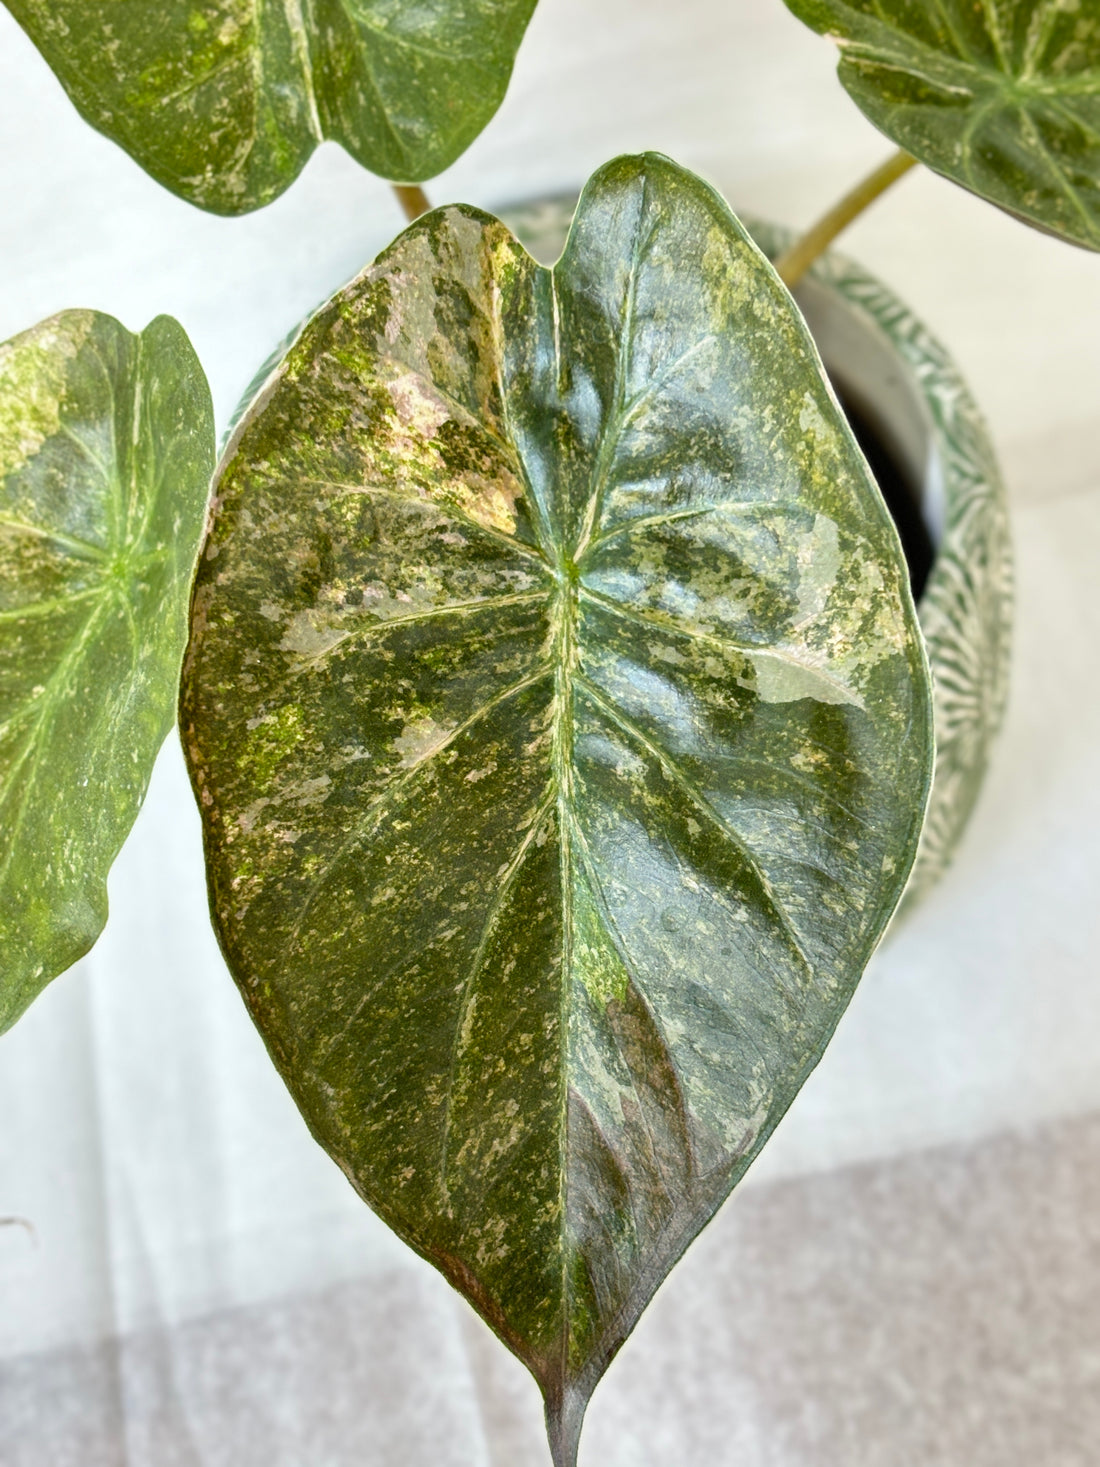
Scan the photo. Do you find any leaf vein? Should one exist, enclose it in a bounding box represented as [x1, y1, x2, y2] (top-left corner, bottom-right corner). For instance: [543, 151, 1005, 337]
[574, 674, 812, 973]
[283, 665, 551, 959]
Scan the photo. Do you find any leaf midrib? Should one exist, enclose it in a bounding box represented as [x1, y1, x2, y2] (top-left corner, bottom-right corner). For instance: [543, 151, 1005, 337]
[541, 185, 652, 1380]
[474, 187, 818, 1369]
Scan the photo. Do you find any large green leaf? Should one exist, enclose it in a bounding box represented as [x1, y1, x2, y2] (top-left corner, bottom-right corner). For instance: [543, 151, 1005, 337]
[4, 0, 537, 214]
[180, 154, 933, 1464]
[783, 0, 1100, 250]
[0, 311, 214, 1033]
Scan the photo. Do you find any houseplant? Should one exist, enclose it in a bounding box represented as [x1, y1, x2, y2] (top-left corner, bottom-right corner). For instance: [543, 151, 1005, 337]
[0, 0, 1091, 1461]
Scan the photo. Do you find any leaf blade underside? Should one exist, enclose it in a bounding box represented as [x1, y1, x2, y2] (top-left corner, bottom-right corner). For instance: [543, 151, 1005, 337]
[181, 154, 933, 1464]
[0, 310, 214, 1033]
[3, 0, 538, 213]
[783, 0, 1100, 250]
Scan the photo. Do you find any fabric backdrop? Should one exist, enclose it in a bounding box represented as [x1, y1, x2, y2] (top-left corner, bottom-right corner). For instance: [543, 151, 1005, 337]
[2, 2, 1100, 1462]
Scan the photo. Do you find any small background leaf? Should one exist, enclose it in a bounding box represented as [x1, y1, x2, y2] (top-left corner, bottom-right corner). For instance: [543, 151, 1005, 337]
[181, 154, 933, 1464]
[4, 0, 538, 214]
[0, 310, 214, 1033]
[783, 0, 1100, 250]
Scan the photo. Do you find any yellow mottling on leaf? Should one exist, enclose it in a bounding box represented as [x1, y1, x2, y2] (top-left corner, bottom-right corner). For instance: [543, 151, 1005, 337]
[387, 373, 451, 439]
[279, 611, 348, 657]
[798, 392, 831, 444]
[794, 513, 840, 624]
[0, 313, 95, 477]
[446, 468, 522, 536]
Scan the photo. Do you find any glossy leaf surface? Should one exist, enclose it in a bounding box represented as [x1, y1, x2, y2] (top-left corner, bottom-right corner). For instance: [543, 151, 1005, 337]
[4, 0, 537, 214]
[0, 311, 214, 1033]
[181, 154, 933, 1463]
[784, 0, 1100, 250]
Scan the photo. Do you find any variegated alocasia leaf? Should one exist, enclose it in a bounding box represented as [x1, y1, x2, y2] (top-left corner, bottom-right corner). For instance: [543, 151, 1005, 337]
[3, 0, 538, 215]
[180, 153, 933, 1465]
[783, 0, 1100, 250]
[0, 311, 213, 1034]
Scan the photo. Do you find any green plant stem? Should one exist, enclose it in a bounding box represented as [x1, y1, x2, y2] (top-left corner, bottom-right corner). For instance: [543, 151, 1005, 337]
[393, 184, 432, 222]
[775, 149, 918, 289]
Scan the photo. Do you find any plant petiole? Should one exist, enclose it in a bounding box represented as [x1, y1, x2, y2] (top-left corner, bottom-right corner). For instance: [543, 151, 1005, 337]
[393, 184, 433, 222]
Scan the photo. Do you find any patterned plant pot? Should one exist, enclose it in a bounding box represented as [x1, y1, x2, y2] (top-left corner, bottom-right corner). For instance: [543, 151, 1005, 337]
[502, 197, 1013, 913]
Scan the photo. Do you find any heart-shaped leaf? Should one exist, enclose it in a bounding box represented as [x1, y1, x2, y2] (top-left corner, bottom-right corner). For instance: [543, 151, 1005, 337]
[0, 311, 214, 1033]
[4, 0, 538, 214]
[180, 154, 933, 1464]
[783, 0, 1100, 250]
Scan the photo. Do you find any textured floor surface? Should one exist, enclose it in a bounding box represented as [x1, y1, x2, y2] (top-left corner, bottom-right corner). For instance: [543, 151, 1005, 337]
[5, 1109, 1100, 1467]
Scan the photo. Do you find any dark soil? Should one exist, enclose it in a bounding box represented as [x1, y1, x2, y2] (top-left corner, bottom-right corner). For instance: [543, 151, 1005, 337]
[829, 372, 935, 601]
